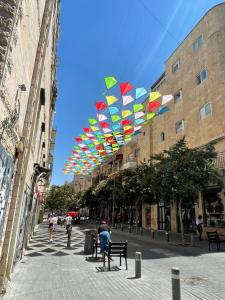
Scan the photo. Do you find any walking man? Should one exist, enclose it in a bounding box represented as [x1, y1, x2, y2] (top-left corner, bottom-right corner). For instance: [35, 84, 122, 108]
[65, 214, 72, 234]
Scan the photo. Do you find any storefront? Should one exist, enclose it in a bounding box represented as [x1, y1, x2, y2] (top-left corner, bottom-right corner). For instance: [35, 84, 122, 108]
[0, 145, 14, 241]
[203, 186, 225, 228]
[158, 201, 171, 231]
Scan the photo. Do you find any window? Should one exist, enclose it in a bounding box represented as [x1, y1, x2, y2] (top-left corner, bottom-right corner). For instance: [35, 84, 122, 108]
[158, 132, 165, 143]
[134, 148, 140, 158]
[200, 102, 212, 119]
[172, 59, 180, 73]
[174, 89, 183, 104]
[196, 69, 208, 85]
[40, 88, 45, 105]
[41, 122, 45, 132]
[192, 35, 203, 51]
[175, 120, 184, 133]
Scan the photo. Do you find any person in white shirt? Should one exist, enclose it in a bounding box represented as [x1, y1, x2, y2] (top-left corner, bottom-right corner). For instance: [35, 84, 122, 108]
[48, 214, 54, 242]
[52, 215, 58, 228]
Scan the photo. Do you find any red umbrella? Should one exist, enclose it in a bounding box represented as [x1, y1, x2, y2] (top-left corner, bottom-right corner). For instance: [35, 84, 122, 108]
[66, 211, 79, 218]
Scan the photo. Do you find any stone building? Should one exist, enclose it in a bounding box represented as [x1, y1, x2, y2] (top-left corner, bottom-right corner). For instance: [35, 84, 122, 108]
[87, 3, 225, 236]
[0, 0, 59, 294]
[140, 3, 225, 235]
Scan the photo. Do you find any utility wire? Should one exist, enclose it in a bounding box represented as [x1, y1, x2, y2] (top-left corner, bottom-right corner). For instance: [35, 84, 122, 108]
[139, 0, 180, 45]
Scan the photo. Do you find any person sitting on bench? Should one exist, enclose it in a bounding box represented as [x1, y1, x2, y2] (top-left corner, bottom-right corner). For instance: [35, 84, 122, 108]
[98, 220, 111, 253]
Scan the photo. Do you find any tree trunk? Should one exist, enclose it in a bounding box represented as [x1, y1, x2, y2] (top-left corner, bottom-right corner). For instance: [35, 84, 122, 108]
[121, 206, 124, 231]
[129, 205, 132, 232]
[178, 200, 185, 244]
[135, 200, 139, 234]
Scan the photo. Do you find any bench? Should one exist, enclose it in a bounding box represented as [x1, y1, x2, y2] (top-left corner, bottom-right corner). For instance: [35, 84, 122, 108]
[103, 241, 128, 271]
[207, 231, 225, 251]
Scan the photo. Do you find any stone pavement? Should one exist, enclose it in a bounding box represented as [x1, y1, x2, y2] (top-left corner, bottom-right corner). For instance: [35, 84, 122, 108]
[2, 223, 225, 300]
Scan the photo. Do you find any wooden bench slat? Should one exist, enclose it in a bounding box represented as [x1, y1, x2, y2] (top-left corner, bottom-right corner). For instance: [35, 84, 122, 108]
[207, 231, 225, 251]
[103, 241, 128, 270]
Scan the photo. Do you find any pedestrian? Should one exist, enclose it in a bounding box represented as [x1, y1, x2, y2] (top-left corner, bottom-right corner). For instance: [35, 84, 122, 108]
[48, 214, 54, 242]
[196, 215, 203, 241]
[52, 214, 58, 232]
[65, 214, 72, 234]
[98, 220, 111, 253]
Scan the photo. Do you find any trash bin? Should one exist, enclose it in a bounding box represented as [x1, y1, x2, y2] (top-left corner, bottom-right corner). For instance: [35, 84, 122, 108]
[84, 229, 97, 254]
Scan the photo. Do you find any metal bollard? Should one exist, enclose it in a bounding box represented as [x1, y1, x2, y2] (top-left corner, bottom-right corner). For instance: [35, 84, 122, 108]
[67, 225, 72, 248]
[171, 267, 181, 300]
[135, 252, 142, 278]
[165, 231, 169, 242]
[190, 233, 195, 247]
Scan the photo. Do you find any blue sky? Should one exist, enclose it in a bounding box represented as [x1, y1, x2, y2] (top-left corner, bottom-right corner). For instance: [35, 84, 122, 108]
[52, 0, 223, 185]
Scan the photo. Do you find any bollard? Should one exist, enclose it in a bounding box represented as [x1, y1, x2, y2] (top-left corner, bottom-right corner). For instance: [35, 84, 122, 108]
[165, 231, 169, 242]
[190, 233, 195, 247]
[151, 229, 155, 240]
[67, 225, 72, 248]
[135, 252, 142, 278]
[171, 267, 181, 300]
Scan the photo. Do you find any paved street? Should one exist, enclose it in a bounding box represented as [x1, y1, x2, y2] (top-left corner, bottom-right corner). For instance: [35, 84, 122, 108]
[2, 223, 225, 300]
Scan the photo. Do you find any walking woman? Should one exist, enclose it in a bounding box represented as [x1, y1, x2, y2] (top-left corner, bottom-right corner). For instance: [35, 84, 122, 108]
[48, 214, 54, 242]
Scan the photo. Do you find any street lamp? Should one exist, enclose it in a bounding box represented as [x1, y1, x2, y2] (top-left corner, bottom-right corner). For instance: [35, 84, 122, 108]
[112, 160, 116, 227]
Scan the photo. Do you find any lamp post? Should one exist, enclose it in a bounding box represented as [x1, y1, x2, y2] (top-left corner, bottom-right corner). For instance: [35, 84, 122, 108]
[112, 162, 116, 227]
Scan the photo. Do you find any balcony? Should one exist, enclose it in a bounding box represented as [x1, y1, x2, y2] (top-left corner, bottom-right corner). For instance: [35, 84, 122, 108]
[48, 154, 53, 164]
[51, 128, 56, 140]
[215, 151, 225, 170]
[50, 141, 55, 151]
[121, 161, 137, 170]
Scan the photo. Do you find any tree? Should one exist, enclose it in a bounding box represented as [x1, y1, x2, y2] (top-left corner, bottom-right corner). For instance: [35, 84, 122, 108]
[122, 164, 156, 232]
[45, 183, 78, 212]
[152, 138, 223, 242]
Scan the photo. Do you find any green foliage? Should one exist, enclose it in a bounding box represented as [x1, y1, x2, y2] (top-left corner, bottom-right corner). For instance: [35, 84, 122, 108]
[151, 138, 223, 206]
[79, 186, 100, 208]
[45, 183, 78, 211]
[122, 163, 156, 206]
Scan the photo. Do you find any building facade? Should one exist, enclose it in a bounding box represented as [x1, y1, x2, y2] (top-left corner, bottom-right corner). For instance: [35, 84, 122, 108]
[0, 0, 59, 294]
[142, 3, 225, 235]
[84, 4, 225, 236]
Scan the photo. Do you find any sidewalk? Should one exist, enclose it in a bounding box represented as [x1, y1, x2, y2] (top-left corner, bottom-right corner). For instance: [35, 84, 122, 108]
[84, 221, 209, 251]
[2, 223, 225, 300]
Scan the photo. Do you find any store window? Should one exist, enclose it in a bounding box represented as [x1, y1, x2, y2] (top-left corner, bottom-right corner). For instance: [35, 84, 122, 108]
[203, 188, 225, 228]
[145, 207, 151, 227]
[177, 204, 196, 233]
[158, 202, 171, 231]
